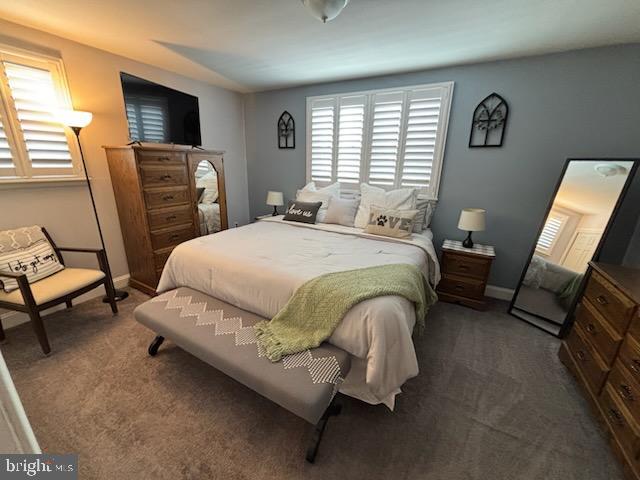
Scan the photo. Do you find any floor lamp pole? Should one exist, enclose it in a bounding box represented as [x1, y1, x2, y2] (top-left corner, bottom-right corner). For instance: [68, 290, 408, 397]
[72, 127, 129, 302]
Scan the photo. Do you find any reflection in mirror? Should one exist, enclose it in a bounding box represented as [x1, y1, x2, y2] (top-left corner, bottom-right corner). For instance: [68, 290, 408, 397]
[510, 159, 637, 336]
[194, 160, 221, 235]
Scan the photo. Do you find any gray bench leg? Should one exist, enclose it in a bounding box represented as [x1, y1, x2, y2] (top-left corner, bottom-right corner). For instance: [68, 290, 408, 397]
[306, 400, 342, 463]
[148, 336, 165, 356]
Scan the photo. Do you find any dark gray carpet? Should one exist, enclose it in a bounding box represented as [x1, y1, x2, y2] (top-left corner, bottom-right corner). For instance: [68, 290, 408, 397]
[0, 290, 622, 480]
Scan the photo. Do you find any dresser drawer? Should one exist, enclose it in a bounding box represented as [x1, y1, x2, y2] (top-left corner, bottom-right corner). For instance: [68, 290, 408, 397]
[575, 299, 623, 366]
[140, 165, 188, 188]
[442, 252, 490, 280]
[137, 150, 186, 165]
[148, 205, 194, 231]
[600, 383, 640, 459]
[566, 324, 608, 394]
[608, 363, 640, 422]
[618, 336, 640, 386]
[150, 224, 194, 251]
[154, 246, 175, 271]
[144, 187, 190, 210]
[438, 274, 485, 300]
[585, 271, 636, 335]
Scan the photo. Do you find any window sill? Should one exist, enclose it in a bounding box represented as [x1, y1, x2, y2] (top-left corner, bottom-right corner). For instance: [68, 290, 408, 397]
[0, 177, 87, 190]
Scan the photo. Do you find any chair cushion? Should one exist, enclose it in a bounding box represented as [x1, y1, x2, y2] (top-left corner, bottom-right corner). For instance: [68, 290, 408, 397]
[134, 288, 352, 425]
[0, 268, 105, 306]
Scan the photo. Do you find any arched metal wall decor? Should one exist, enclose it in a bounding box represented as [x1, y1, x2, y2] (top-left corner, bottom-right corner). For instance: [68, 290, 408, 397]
[469, 93, 508, 147]
[277, 111, 295, 149]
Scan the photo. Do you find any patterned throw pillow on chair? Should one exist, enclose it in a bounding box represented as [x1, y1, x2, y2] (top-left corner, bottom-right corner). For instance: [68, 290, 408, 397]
[0, 238, 64, 293]
[364, 205, 419, 239]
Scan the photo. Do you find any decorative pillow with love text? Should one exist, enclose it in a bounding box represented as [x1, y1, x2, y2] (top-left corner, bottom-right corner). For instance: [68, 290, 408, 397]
[283, 200, 322, 224]
[364, 205, 419, 239]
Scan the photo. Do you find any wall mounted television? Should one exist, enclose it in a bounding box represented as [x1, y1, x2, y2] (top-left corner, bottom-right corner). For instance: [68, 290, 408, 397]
[120, 72, 202, 146]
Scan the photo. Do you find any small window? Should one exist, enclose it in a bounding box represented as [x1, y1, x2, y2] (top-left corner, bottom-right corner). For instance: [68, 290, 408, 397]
[0, 44, 82, 181]
[536, 211, 569, 255]
[306, 82, 454, 198]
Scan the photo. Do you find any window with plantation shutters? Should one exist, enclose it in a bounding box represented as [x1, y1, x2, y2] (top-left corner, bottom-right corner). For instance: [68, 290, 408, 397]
[124, 95, 168, 143]
[0, 44, 81, 181]
[536, 211, 568, 255]
[306, 82, 453, 198]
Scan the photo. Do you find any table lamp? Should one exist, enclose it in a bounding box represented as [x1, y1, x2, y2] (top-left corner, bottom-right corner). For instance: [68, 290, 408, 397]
[266, 191, 284, 216]
[458, 208, 486, 248]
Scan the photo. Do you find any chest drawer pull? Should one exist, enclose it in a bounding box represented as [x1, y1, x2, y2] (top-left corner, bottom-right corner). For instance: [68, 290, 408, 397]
[576, 350, 586, 361]
[166, 215, 177, 221]
[162, 195, 174, 201]
[608, 407, 624, 426]
[596, 295, 609, 306]
[619, 384, 635, 402]
[630, 360, 640, 374]
[586, 323, 597, 334]
[158, 156, 170, 162]
[161, 174, 173, 181]
[169, 234, 180, 240]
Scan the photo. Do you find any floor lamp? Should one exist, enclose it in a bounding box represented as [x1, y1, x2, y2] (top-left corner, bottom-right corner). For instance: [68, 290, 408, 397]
[58, 109, 129, 302]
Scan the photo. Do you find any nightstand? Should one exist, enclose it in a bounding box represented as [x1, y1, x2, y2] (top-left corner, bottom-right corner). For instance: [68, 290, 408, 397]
[254, 214, 273, 222]
[437, 239, 495, 310]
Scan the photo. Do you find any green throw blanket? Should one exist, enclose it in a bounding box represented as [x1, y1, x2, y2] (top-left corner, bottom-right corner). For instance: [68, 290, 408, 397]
[254, 264, 438, 362]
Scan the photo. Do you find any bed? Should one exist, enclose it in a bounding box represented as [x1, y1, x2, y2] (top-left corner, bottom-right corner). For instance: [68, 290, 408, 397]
[157, 216, 440, 409]
[197, 202, 221, 234]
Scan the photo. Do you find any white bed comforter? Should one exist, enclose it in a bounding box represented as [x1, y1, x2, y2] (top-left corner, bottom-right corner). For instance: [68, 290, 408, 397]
[157, 217, 440, 409]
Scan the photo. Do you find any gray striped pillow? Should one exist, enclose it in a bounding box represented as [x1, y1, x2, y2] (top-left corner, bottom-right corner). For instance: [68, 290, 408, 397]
[0, 239, 64, 292]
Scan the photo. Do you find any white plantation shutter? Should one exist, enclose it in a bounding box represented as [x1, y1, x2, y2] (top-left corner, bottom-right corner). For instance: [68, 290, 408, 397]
[400, 89, 441, 190]
[306, 82, 453, 198]
[0, 117, 14, 171]
[309, 98, 335, 183]
[368, 91, 403, 187]
[336, 95, 365, 184]
[124, 96, 168, 143]
[2, 62, 73, 172]
[536, 212, 568, 254]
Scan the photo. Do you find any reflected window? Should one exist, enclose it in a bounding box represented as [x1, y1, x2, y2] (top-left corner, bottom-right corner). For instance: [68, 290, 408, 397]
[124, 95, 168, 143]
[535, 211, 568, 255]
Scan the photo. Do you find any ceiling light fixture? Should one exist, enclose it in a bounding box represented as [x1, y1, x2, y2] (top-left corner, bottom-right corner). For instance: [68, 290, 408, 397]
[301, 0, 349, 23]
[594, 163, 628, 178]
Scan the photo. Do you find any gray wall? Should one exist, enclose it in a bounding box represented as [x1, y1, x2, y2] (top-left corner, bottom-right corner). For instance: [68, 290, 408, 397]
[244, 44, 640, 289]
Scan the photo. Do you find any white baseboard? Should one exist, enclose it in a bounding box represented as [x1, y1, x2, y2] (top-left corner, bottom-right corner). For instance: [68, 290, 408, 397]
[0, 274, 130, 330]
[485, 284, 514, 302]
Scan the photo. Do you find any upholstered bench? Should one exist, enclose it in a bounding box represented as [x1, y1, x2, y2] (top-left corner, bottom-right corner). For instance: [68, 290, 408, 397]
[133, 287, 351, 463]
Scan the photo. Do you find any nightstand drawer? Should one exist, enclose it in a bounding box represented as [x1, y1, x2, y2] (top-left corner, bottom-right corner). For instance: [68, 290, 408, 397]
[442, 252, 490, 280]
[438, 274, 485, 300]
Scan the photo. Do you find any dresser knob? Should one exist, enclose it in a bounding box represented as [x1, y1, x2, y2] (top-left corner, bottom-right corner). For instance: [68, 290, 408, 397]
[630, 360, 640, 374]
[458, 265, 469, 271]
[596, 295, 608, 306]
[158, 156, 170, 161]
[586, 323, 596, 334]
[169, 234, 180, 240]
[619, 384, 634, 402]
[162, 195, 174, 201]
[576, 350, 586, 361]
[166, 215, 177, 221]
[161, 174, 172, 181]
[607, 407, 624, 426]
[455, 285, 464, 291]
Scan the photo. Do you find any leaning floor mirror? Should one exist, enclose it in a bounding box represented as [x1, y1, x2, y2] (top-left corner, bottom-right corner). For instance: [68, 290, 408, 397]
[509, 158, 639, 336]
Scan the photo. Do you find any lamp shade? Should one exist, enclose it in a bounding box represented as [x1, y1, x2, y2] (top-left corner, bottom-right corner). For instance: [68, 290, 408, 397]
[57, 109, 93, 128]
[458, 208, 486, 232]
[266, 191, 284, 206]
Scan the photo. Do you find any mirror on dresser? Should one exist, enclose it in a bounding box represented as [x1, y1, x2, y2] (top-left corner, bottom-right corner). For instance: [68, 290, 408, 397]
[509, 158, 639, 336]
[189, 154, 228, 236]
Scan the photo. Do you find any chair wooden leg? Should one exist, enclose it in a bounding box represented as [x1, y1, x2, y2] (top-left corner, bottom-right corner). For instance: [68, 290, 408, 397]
[0, 318, 5, 343]
[28, 310, 50, 355]
[65, 300, 73, 308]
[106, 281, 118, 315]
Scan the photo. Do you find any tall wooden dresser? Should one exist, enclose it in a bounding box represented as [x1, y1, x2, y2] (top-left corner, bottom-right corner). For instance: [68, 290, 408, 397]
[559, 262, 640, 478]
[103, 144, 225, 295]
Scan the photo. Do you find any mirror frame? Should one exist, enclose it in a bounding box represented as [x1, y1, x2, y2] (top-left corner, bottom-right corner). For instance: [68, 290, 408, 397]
[188, 153, 229, 234]
[508, 157, 639, 337]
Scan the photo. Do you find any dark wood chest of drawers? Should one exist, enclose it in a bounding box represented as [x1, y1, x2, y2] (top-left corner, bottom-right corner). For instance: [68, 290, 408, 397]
[104, 145, 224, 295]
[559, 262, 640, 479]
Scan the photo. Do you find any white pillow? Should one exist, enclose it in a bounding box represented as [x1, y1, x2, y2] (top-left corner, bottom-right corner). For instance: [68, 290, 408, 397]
[296, 190, 331, 222]
[324, 197, 360, 226]
[414, 198, 437, 232]
[297, 181, 341, 198]
[354, 183, 417, 229]
[197, 172, 218, 204]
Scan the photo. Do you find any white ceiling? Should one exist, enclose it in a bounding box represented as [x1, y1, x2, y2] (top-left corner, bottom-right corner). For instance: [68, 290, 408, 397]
[1, 0, 639, 92]
[555, 161, 635, 215]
